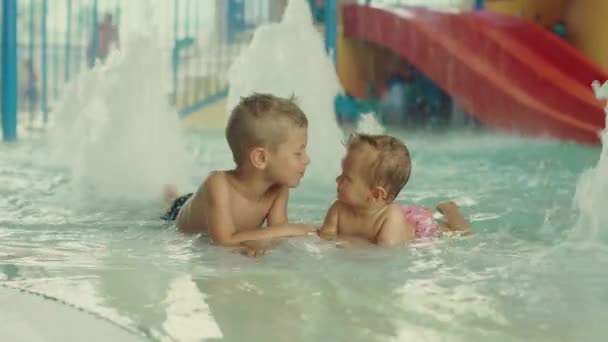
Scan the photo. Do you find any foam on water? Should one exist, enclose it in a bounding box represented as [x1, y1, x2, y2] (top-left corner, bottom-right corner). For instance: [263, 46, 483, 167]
[49, 7, 193, 201]
[226, 0, 344, 182]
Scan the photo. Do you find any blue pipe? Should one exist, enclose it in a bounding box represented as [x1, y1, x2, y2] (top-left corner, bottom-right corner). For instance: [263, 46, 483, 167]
[75, 1, 86, 73]
[324, 0, 337, 65]
[258, 0, 264, 23]
[1, 0, 18, 141]
[115, 0, 121, 26]
[65, 0, 72, 82]
[226, 0, 245, 43]
[28, 0, 35, 66]
[179, 89, 228, 118]
[195, 0, 201, 39]
[41, 0, 49, 123]
[173, 0, 180, 104]
[184, 0, 191, 104]
[53, 11, 60, 99]
[185, 0, 191, 37]
[90, 0, 99, 68]
[28, 0, 36, 116]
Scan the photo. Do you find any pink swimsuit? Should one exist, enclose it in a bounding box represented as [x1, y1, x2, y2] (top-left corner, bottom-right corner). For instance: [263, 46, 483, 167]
[402, 206, 440, 238]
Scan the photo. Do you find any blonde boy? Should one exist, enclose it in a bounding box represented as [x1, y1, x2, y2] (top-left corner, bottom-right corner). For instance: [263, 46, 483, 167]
[163, 94, 315, 252]
[318, 133, 470, 247]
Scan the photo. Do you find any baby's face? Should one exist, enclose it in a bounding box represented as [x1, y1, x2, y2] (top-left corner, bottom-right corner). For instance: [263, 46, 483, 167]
[336, 147, 374, 207]
[267, 126, 310, 188]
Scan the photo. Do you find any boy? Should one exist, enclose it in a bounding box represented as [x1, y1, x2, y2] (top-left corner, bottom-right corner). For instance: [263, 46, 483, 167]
[163, 93, 315, 254]
[318, 133, 470, 247]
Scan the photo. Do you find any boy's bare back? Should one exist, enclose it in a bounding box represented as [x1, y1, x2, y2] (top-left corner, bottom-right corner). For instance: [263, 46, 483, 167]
[176, 171, 280, 233]
[175, 169, 314, 246]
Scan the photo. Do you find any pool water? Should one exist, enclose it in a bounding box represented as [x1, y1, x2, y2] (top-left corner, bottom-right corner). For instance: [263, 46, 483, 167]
[3, 0, 608, 339]
[1, 127, 607, 342]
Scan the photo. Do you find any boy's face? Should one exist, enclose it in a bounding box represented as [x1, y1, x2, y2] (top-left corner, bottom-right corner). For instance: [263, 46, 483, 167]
[336, 146, 375, 207]
[267, 126, 310, 188]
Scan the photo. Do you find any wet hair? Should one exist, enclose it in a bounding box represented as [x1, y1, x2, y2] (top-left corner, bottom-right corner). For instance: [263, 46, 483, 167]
[346, 133, 411, 201]
[226, 93, 308, 166]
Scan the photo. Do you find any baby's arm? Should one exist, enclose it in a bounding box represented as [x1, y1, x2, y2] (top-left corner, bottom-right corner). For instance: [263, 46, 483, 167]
[204, 174, 314, 246]
[436, 201, 471, 235]
[318, 201, 339, 240]
[376, 205, 415, 247]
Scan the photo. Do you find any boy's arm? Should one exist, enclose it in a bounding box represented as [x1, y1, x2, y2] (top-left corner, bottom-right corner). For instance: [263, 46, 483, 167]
[376, 205, 415, 247]
[266, 186, 315, 231]
[318, 201, 339, 240]
[204, 174, 313, 246]
[266, 187, 289, 226]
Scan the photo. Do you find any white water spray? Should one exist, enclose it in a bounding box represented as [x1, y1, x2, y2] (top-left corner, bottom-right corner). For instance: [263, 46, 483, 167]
[226, 0, 344, 181]
[49, 10, 193, 200]
[571, 81, 608, 243]
[356, 113, 386, 135]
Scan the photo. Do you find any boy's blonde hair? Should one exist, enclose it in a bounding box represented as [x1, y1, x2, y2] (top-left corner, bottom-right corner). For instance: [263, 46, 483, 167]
[226, 93, 308, 166]
[347, 133, 411, 201]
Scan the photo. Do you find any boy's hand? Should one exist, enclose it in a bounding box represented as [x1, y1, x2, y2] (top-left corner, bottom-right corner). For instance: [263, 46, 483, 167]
[318, 228, 337, 240]
[335, 236, 371, 248]
[239, 241, 275, 258]
[285, 224, 317, 236]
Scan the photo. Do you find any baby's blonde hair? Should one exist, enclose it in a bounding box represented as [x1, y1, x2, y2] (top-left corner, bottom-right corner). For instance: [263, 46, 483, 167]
[226, 93, 308, 166]
[347, 133, 411, 201]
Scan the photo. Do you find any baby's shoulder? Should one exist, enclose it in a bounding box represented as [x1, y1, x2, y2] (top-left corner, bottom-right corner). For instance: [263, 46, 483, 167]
[377, 203, 409, 229]
[383, 203, 405, 218]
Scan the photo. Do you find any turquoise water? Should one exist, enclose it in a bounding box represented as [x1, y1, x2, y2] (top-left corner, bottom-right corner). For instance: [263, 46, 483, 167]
[1, 128, 606, 341]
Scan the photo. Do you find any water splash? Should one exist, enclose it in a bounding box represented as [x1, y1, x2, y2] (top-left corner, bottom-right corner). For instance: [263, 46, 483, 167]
[49, 17, 193, 201]
[571, 81, 608, 244]
[226, 0, 344, 181]
[356, 113, 386, 135]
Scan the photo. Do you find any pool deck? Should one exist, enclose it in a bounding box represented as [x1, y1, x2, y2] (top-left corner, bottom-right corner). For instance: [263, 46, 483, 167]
[0, 285, 144, 342]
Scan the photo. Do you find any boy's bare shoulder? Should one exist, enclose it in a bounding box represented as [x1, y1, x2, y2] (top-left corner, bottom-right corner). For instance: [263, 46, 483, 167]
[197, 171, 231, 197]
[198, 171, 286, 205]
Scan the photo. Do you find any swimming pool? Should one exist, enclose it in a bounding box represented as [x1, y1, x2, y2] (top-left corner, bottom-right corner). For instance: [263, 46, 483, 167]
[1, 126, 607, 341]
[4, 0, 608, 339]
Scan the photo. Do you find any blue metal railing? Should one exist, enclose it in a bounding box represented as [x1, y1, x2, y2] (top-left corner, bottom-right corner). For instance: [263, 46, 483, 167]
[2, 0, 339, 141]
[1, 0, 107, 141]
[174, 0, 276, 118]
[173, 0, 338, 118]
[64, 0, 72, 82]
[41, 0, 48, 123]
[89, 0, 98, 68]
[2, 0, 18, 141]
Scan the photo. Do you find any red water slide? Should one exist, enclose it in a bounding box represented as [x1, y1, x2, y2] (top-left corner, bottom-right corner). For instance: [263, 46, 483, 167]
[342, 4, 608, 144]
